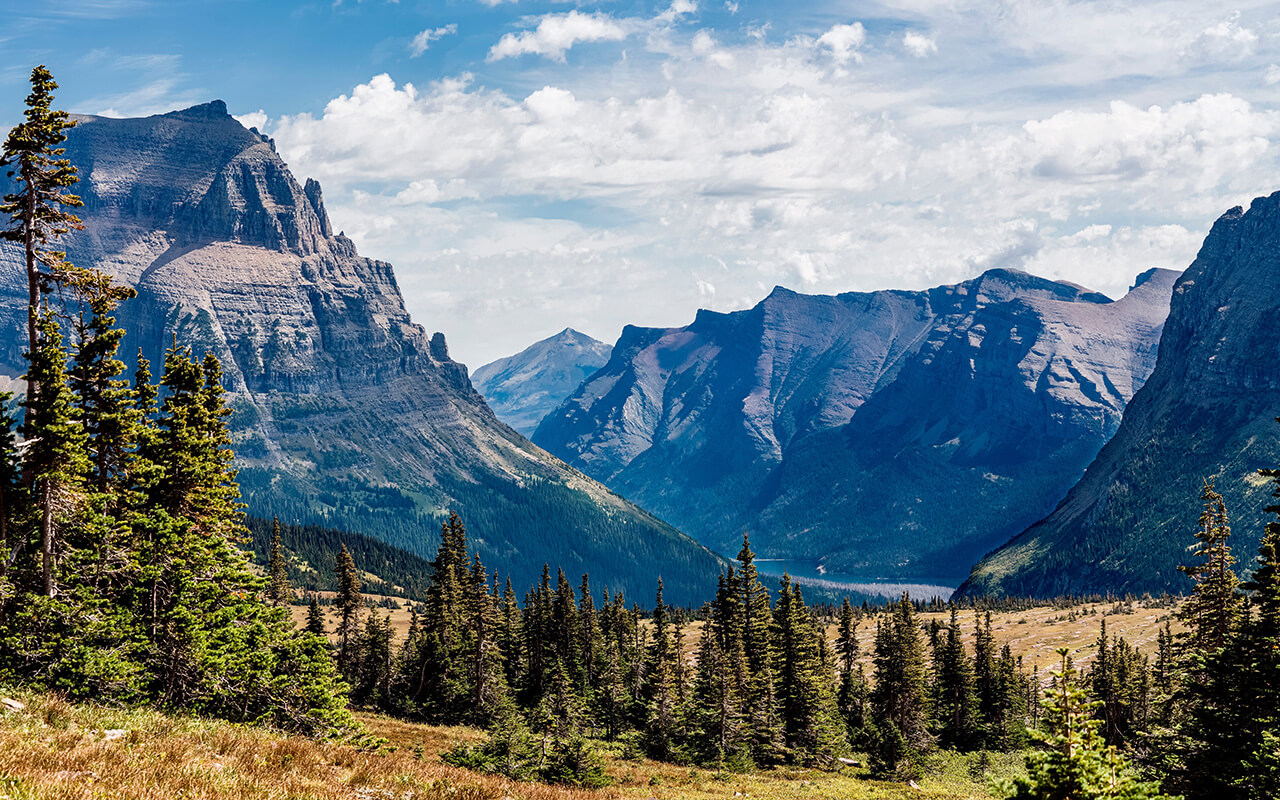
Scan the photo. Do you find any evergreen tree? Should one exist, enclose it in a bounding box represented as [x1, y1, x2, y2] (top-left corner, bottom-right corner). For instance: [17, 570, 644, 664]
[0, 66, 84, 441]
[334, 543, 361, 674]
[1001, 649, 1174, 800]
[643, 578, 682, 760]
[306, 595, 326, 636]
[933, 607, 979, 749]
[24, 312, 87, 598]
[772, 576, 847, 765]
[737, 536, 785, 764]
[266, 516, 290, 606]
[871, 594, 932, 774]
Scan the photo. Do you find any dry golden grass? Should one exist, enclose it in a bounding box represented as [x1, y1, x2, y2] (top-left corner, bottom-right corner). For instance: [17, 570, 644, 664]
[0, 691, 1009, 800]
[0, 692, 589, 800]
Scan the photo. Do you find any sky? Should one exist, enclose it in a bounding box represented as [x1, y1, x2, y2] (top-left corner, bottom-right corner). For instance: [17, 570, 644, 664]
[5, 1, 1280, 366]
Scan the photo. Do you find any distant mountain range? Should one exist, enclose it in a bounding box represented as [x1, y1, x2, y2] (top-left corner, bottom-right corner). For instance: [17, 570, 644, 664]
[0, 101, 724, 605]
[958, 193, 1280, 598]
[532, 269, 1177, 584]
[473, 328, 612, 436]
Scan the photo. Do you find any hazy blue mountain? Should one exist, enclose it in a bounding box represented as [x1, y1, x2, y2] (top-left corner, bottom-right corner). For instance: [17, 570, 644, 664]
[472, 328, 612, 436]
[958, 193, 1280, 598]
[534, 268, 1177, 583]
[0, 101, 724, 604]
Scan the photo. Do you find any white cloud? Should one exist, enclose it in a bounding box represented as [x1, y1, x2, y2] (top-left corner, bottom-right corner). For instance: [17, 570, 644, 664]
[260, 3, 1280, 364]
[902, 31, 937, 58]
[410, 24, 457, 57]
[1186, 12, 1258, 62]
[488, 11, 632, 61]
[815, 23, 866, 65]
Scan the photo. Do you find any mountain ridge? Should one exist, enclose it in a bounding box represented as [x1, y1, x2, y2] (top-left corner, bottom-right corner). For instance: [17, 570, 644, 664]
[958, 193, 1280, 598]
[0, 101, 725, 605]
[534, 266, 1178, 582]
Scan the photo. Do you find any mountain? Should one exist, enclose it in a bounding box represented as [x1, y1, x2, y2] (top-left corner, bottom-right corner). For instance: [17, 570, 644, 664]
[534, 268, 1177, 583]
[0, 101, 724, 604]
[472, 328, 612, 436]
[958, 193, 1280, 598]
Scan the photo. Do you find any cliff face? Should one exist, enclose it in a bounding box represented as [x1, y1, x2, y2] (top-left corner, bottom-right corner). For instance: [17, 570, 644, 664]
[534, 268, 1176, 582]
[0, 102, 724, 604]
[959, 193, 1280, 598]
[473, 328, 613, 437]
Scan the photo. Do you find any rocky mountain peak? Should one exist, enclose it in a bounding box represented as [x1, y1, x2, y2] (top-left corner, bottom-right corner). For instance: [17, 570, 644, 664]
[473, 328, 614, 437]
[534, 267, 1175, 582]
[957, 190, 1280, 598]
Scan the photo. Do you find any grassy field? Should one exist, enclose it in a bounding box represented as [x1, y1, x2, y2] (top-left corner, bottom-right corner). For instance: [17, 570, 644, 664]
[0, 689, 1019, 800]
[293, 596, 1180, 680]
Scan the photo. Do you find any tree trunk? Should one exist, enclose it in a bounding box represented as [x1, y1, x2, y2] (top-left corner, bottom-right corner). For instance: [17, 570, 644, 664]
[23, 165, 38, 447]
[41, 481, 53, 597]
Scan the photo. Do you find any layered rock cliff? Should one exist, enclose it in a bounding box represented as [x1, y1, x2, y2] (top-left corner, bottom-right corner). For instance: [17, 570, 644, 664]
[959, 193, 1280, 598]
[473, 328, 613, 436]
[534, 268, 1177, 582]
[0, 102, 724, 604]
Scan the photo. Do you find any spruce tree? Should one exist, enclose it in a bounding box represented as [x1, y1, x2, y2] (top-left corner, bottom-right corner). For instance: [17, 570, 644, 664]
[1002, 649, 1174, 800]
[0, 66, 84, 440]
[643, 578, 682, 760]
[737, 536, 785, 764]
[933, 606, 979, 749]
[871, 594, 932, 774]
[334, 543, 362, 674]
[773, 576, 847, 765]
[266, 516, 290, 606]
[306, 595, 326, 636]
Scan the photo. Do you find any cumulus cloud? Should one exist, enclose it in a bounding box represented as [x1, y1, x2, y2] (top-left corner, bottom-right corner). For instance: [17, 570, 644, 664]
[902, 31, 937, 58]
[259, 2, 1280, 364]
[815, 23, 865, 65]
[410, 24, 457, 57]
[488, 11, 631, 61]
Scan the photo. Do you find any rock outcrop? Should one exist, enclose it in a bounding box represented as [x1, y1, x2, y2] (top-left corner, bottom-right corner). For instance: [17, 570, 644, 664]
[473, 328, 613, 436]
[958, 193, 1280, 597]
[0, 102, 724, 604]
[534, 268, 1177, 582]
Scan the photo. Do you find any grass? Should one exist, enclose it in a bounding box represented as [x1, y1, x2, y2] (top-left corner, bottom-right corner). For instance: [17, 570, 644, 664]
[11, 598, 1169, 799]
[0, 688, 1018, 800]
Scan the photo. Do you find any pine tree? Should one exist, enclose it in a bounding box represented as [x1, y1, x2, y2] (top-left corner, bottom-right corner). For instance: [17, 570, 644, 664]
[772, 576, 847, 765]
[24, 312, 87, 598]
[306, 595, 326, 636]
[643, 578, 682, 760]
[334, 543, 362, 674]
[266, 516, 290, 606]
[1166, 480, 1248, 798]
[737, 536, 785, 764]
[871, 594, 932, 774]
[0, 66, 84, 442]
[1001, 649, 1174, 800]
[69, 270, 137, 494]
[933, 606, 979, 749]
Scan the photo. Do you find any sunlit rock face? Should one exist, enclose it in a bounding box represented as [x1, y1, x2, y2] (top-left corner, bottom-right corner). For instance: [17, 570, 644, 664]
[0, 102, 724, 605]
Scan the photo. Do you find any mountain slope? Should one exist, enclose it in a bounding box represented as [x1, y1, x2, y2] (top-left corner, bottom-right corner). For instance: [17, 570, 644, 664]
[472, 328, 612, 436]
[958, 194, 1280, 598]
[0, 101, 723, 604]
[534, 269, 1176, 582]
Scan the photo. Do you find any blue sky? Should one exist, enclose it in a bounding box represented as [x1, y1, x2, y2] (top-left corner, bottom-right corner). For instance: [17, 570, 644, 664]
[6, 0, 1280, 365]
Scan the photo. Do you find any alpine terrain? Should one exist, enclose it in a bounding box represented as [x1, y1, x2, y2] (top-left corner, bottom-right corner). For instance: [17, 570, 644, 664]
[959, 191, 1280, 598]
[534, 269, 1177, 583]
[472, 327, 612, 436]
[0, 101, 724, 604]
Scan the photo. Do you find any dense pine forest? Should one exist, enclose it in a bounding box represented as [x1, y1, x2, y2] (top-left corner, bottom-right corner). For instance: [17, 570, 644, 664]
[8, 64, 1280, 800]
